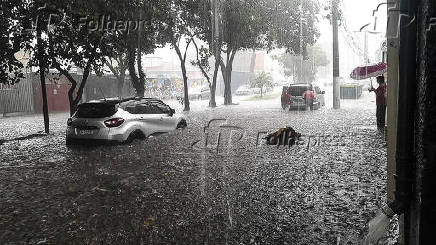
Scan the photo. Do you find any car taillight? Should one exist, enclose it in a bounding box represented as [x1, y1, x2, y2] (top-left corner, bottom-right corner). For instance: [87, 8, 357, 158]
[67, 118, 73, 126]
[104, 118, 125, 128]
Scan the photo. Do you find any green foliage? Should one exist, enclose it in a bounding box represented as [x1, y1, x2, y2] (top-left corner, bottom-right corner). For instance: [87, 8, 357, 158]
[274, 45, 329, 83]
[252, 72, 273, 88]
[1, 0, 321, 102]
[0, 0, 27, 85]
[265, 0, 320, 53]
[251, 72, 273, 97]
[219, 0, 320, 54]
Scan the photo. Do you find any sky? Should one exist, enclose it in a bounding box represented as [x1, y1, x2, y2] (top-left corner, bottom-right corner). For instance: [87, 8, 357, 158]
[315, 0, 388, 81]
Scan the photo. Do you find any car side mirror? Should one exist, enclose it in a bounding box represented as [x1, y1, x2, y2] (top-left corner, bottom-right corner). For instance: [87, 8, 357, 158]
[169, 109, 175, 116]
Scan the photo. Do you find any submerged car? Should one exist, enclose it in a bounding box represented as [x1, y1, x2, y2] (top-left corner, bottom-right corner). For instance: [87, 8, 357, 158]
[66, 98, 187, 145]
[281, 84, 325, 110]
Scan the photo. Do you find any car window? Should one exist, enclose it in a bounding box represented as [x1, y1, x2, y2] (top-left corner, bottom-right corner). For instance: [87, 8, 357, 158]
[135, 104, 150, 114]
[154, 103, 171, 114]
[75, 103, 117, 118]
[125, 105, 137, 114]
[289, 86, 309, 96]
[142, 104, 163, 114]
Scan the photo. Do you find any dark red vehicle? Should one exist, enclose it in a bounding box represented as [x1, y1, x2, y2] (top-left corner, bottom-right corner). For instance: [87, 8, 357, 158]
[281, 86, 292, 109]
[281, 84, 326, 110]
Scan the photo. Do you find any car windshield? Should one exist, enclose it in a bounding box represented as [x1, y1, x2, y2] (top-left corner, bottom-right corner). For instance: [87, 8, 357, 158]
[288, 86, 310, 96]
[75, 103, 117, 118]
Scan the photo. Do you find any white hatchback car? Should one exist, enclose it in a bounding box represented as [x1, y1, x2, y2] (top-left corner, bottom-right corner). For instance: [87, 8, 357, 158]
[235, 85, 262, 96]
[66, 98, 187, 145]
[189, 86, 211, 100]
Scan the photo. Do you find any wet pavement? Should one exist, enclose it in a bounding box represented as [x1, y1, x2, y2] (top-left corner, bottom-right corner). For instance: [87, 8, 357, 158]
[0, 92, 396, 244]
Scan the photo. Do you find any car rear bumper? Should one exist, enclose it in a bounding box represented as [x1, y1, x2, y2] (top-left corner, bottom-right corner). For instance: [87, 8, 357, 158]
[289, 103, 307, 109]
[66, 126, 126, 142]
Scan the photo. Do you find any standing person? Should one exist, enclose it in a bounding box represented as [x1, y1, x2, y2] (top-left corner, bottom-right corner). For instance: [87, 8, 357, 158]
[303, 85, 315, 110]
[369, 76, 387, 129]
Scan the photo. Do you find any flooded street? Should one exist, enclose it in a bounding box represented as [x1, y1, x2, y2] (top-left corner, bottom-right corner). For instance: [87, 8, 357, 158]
[0, 92, 394, 244]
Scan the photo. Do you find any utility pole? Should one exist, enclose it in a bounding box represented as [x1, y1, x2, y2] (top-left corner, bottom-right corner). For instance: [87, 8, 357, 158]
[300, 1, 304, 84]
[332, 0, 340, 109]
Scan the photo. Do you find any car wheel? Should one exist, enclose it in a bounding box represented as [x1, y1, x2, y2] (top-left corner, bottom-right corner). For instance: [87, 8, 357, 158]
[125, 130, 146, 144]
[177, 119, 188, 129]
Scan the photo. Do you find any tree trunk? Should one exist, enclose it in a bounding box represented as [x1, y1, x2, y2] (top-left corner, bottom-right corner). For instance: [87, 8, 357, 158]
[192, 38, 216, 108]
[69, 96, 77, 116]
[117, 72, 125, 97]
[127, 47, 143, 97]
[67, 70, 91, 115]
[54, 53, 94, 116]
[174, 42, 191, 111]
[137, 54, 146, 97]
[210, 61, 220, 108]
[221, 49, 237, 105]
[137, 11, 146, 98]
[66, 77, 78, 116]
[36, 18, 49, 133]
[105, 57, 127, 97]
[181, 62, 190, 111]
[223, 66, 232, 105]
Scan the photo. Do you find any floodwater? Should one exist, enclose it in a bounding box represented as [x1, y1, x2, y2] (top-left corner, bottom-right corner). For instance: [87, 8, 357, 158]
[0, 92, 398, 244]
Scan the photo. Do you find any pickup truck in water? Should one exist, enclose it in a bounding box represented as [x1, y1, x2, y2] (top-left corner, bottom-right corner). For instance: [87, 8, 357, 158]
[281, 84, 325, 110]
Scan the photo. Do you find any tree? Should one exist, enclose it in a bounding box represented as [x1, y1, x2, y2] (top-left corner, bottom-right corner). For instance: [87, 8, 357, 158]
[191, 39, 212, 100]
[188, 0, 224, 108]
[105, 0, 166, 97]
[190, 0, 220, 108]
[274, 45, 329, 83]
[28, 0, 112, 115]
[219, 0, 261, 105]
[105, 53, 128, 97]
[251, 72, 273, 97]
[217, 0, 320, 105]
[0, 0, 26, 86]
[160, 0, 207, 111]
[16, 0, 52, 133]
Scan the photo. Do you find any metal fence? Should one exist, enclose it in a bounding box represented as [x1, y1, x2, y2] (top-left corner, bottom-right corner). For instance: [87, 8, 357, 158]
[0, 77, 34, 115]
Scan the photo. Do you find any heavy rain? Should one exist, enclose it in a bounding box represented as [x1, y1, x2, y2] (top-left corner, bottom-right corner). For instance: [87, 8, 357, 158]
[2, 0, 435, 244]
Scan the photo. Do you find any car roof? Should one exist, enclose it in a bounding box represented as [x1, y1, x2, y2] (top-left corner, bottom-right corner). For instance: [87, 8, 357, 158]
[85, 97, 165, 105]
[120, 98, 169, 108]
[289, 84, 310, 87]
